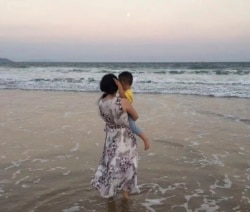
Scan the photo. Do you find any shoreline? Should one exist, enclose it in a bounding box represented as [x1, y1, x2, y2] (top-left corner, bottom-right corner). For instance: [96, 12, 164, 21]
[1, 88, 250, 100]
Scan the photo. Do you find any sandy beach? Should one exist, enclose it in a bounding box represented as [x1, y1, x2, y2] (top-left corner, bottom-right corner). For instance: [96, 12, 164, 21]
[0, 90, 249, 212]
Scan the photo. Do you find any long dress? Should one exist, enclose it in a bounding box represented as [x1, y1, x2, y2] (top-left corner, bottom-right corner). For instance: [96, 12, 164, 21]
[91, 96, 139, 198]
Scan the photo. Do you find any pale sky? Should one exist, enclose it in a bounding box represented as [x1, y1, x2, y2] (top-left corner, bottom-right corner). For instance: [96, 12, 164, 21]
[1, 0, 250, 62]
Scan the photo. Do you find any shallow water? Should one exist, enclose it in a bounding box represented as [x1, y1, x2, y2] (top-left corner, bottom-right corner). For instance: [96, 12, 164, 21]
[0, 90, 249, 211]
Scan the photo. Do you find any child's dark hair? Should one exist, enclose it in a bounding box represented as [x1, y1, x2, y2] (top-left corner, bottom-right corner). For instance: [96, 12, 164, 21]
[100, 73, 118, 98]
[118, 71, 133, 86]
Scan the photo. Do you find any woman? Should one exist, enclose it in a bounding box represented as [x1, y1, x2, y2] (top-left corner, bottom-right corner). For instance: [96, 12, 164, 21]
[91, 73, 140, 199]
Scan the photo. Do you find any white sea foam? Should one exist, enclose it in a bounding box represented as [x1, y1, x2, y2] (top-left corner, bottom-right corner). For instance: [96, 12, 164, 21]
[0, 188, 4, 197]
[56, 155, 70, 160]
[147, 152, 156, 156]
[173, 189, 234, 212]
[63, 171, 71, 176]
[139, 182, 187, 195]
[183, 152, 228, 168]
[49, 167, 66, 171]
[185, 188, 205, 201]
[15, 176, 30, 185]
[189, 141, 200, 146]
[32, 159, 49, 163]
[141, 198, 167, 212]
[245, 167, 250, 181]
[198, 198, 220, 212]
[12, 169, 22, 179]
[242, 195, 250, 204]
[28, 168, 44, 171]
[33, 178, 41, 183]
[1, 62, 249, 98]
[21, 184, 30, 188]
[62, 205, 80, 212]
[232, 205, 241, 211]
[210, 174, 232, 189]
[5, 157, 31, 170]
[70, 142, 80, 152]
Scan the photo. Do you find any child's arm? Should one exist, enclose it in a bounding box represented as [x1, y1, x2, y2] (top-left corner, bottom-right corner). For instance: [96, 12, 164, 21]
[114, 79, 126, 99]
[121, 98, 138, 121]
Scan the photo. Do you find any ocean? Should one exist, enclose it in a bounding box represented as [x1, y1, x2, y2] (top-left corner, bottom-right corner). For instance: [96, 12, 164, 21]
[0, 62, 250, 98]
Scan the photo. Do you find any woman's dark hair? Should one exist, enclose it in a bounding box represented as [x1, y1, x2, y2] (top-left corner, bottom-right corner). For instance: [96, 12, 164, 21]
[100, 73, 118, 98]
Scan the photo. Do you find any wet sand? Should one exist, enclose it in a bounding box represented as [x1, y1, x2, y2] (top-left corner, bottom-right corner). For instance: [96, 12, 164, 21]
[0, 90, 249, 212]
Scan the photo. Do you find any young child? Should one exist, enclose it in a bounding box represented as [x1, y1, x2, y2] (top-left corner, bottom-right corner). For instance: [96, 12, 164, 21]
[114, 71, 150, 151]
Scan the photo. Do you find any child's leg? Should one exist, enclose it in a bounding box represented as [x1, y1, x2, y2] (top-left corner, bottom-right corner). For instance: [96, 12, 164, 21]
[128, 116, 142, 136]
[128, 116, 150, 150]
[138, 132, 150, 150]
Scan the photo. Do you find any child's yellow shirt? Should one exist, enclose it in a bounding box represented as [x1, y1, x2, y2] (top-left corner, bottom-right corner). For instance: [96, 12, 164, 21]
[124, 89, 133, 103]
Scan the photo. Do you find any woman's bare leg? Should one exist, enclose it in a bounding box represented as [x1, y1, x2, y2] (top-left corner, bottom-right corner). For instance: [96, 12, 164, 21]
[122, 190, 128, 199]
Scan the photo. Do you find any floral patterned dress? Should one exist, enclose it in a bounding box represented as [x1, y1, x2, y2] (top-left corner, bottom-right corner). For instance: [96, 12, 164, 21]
[91, 96, 139, 198]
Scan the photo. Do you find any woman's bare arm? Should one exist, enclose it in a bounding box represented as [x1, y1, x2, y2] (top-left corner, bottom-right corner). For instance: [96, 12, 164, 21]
[114, 79, 126, 99]
[121, 98, 138, 121]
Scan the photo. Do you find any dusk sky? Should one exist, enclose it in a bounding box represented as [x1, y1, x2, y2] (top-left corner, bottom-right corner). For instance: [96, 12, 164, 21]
[1, 0, 250, 62]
